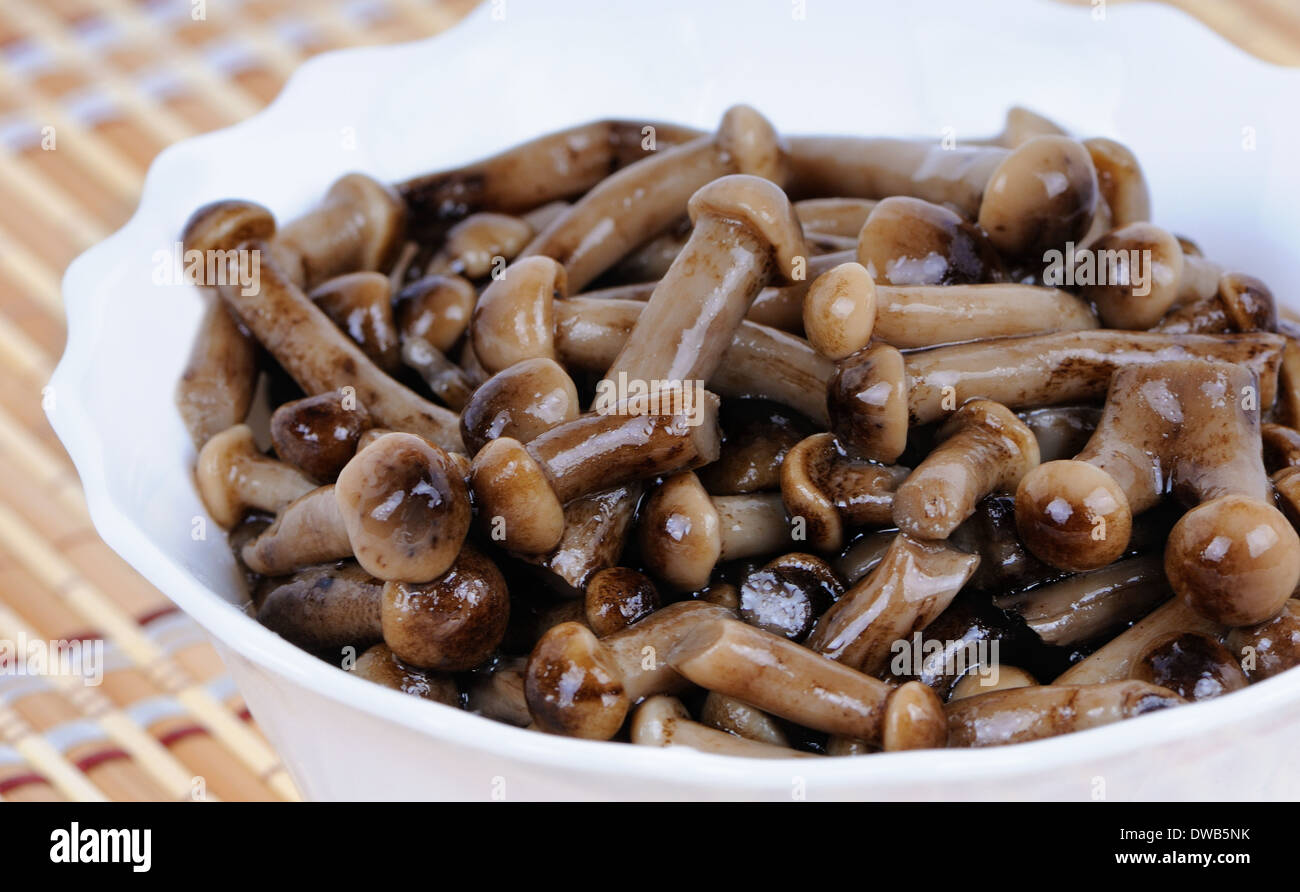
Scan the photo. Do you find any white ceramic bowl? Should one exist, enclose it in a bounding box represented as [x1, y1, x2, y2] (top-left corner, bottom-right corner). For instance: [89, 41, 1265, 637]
[52, 0, 1300, 800]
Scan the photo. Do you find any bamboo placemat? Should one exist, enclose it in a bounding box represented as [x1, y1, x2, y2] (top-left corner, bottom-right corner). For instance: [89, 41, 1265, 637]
[0, 0, 1294, 802]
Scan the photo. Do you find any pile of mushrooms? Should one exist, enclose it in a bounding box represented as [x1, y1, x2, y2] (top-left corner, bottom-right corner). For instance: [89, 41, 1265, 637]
[179, 106, 1300, 758]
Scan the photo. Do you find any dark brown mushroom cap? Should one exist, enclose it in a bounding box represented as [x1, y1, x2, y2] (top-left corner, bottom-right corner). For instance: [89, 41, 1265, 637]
[380, 546, 509, 671]
[1226, 598, 1300, 681]
[585, 567, 660, 637]
[698, 399, 816, 495]
[309, 272, 401, 372]
[181, 199, 276, 256]
[857, 196, 1000, 286]
[739, 552, 845, 641]
[1131, 632, 1249, 701]
[1166, 494, 1300, 627]
[687, 174, 806, 282]
[256, 561, 382, 651]
[353, 643, 460, 706]
[334, 432, 471, 582]
[780, 432, 907, 552]
[394, 274, 477, 353]
[524, 621, 630, 739]
[1015, 459, 1132, 572]
[471, 255, 564, 374]
[468, 436, 566, 554]
[1083, 137, 1151, 228]
[977, 135, 1098, 259]
[270, 391, 373, 482]
[638, 472, 722, 592]
[1080, 222, 1184, 330]
[827, 343, 909, 464]
[459, 357, 579, 455]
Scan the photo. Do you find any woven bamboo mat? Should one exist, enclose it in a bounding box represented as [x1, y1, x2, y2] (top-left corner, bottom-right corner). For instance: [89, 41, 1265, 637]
[0, 0, 1294, 803]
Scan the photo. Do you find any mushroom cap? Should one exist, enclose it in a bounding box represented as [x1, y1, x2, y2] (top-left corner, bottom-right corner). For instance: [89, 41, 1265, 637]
[977, 135, 1098, 259]
[698, 399, 815, 495]
[738, 552, 845, 641]
[802, 261, 877, 360]
[585, 567, 661, 637]
[827, 343, 909, 464]
[353, 643, 460, 705]
[639, 472, 723, 592]
[334, 432, 471, 582]
[881, 681, 948, 751]
[468, 436, 566, 554]
[443, 212, 534, 279]
[687, 174, 807, 283]
[471, 255, 564, 374]
[781, 432, 906, 552]
[395, 274, 477, 352]
[715, 104, 789, 186]
[1081, 222, 1184, 329]
[380, 546, 510, 671]
[181, 199, 276, 256]
[270, 391, 373, 483]
[323, 173, 407, 272]
[1083, 137, 1151, 228]
[524, 621, 630, 739]
[1226, 599, 1300, 682]
[857, 196, 1000, 286]
[459, 357, 580, 455]
[309, 271, 401, 372]
[256, 561, 382, 651]
[1216, 271, 1277, 334]
[196, 424, 269, 528]
[1130, 632, 1248, 701]
[1261, 423, 1300, 474]
[1166, 495, 1300, 627]
[1015, 460, 1132, 572]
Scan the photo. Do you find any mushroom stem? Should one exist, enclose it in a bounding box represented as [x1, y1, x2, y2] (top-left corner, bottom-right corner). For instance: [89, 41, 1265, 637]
[218, 241, 463, 451]
[805, 534, 979, 674]
[700, 692, 791, 747]
[945, 682, 1185, 747]
[400, 337, 474, 410]
[176, 300, 258, 448]
[1054, 598, 1225, 685]
[792, 198, 878, 238]
[241, 485, 351, 575]
[274, 173, 406, 290]
[630, 696, 814, 758]
[517, 484, 643, 599]
[196, 424, 317, 529]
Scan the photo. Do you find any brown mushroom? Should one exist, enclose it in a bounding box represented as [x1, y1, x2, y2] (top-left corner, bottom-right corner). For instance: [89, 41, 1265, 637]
[430, 212, 533, 279]
[945, 681, 1184, 747]
[380, 546, 509, 671]
[274, 173, 406, 290]
[523, 601, 733, 739]
[269, 391, 373, 482]
[892, 399, 1039, 540]
[1226, 599, 1300, 682]
[629, 696, 814, 758]
[1080, 222, 1224, 329]
[1056, 598, 1226, 685]
[948, 666, 1037, 701]
[584, 567, 660, 637]
[471, 393, 720, 554]
[1153, 271, 1277, 335]
[515, 484, 643, 599]
[394, 274, 477, 353]
[1083, 137, 1151, 229]
[1130, 632, 1249, 701]
[196, 423, 317, 528]
[780, 433, 909, 552]
[1260, 423, 1300, 474]
[699, 692, 791, 747]
[639, 471, 796, 592]
[737, 552, 845, 641]
[458, 357, 580, 455]
[309, 271, 401, 372]
[465, 657, 531, 727]
[668, 618, 947, 750]
[857, 196, 1001, 286]
[400, 337, 475, 410]
[805, 533, 979, 674]
[792, 197, 878, 238]
[802, 262, 877, 360]
[256, 561, 382, 652]
[698, 399, 816, 495]
[352, 643, 459, 706]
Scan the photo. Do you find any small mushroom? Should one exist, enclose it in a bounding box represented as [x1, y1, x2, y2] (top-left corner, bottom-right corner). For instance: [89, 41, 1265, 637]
[458, 357, 580, 455]
[275, 173, 407, 290]
[892, 399, 1039, 540]
[781, 433, 909, 552]
[668, 618, 948, 750]
[352, 643, 459, 706]
[1056, 598, 1226, 685]
[242, 432, 471, 580]
[1081, 222, 1224, 329]
[1153, 271, 1277, 335]
[802, 262, 877, 360]
[430, 212, 533, 279]
[857, 196, 1001, 286]
[976, 135, 1098, 259]
[584, 567, 660, 637]
[256, 561, 383, 652]
[269, 391, 373, 483]
[805, 533, 979, 674]
[945, 681, 1184, 747]
[523, 601, 733, 739]
[698, 399, 816, 495]
[699, 692, 791, 747]
[737, 552, 845, 641]
[630, 696, 814, 758]
[309, 272, 401, 372]
[380, 546, 510, 671]
[394, 274, 477, 353]
[639, 471, 796, 592]
[1226, 599, 1300, 682]
[1130, 632, 1249, 701]
[196, 423, 317, 528]
[948, 666, 1037, 702]
[523, 105, 787, 291]
[400, 337, 475, 410]
[516, 484, 643, 599]
[465, 657, 531, 727]
[472, 394, 720, 554]
[1260, 423, 1300, 473]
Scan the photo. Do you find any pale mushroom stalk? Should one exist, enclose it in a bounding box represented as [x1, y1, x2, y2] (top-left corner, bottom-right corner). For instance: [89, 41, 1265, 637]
[945, 682, 1184, 747]
[700, 692, 791, 747]
[274, 173, 406, 290]
[196, 424, 317, 529]
[1055, 598, 1226, 685]
[401, 337, 475, 410]
[517, 484, 643, 599]
[630, 696, 814, 758]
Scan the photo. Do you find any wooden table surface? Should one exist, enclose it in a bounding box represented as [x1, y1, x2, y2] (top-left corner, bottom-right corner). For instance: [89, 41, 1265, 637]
[0, 0, 1293, 802]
